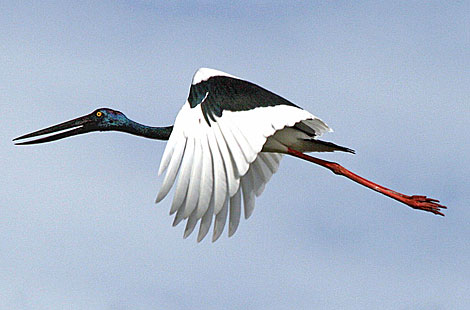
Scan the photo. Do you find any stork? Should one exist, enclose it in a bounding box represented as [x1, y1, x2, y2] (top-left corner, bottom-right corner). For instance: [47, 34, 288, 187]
[14, 68, 445, 241]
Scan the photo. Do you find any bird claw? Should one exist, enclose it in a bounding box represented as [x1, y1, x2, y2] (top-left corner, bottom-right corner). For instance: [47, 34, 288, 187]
[406, 195, 447, 216]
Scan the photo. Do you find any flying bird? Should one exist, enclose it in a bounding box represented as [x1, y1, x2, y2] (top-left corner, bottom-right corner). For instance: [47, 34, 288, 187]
[14, 68, 446, 241]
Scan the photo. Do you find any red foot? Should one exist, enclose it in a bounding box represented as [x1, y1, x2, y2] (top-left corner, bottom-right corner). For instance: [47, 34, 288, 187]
[403, 195, 447, 216]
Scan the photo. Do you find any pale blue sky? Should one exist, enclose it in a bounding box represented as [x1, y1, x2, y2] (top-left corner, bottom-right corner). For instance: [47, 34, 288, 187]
[1, 1, 469, 309]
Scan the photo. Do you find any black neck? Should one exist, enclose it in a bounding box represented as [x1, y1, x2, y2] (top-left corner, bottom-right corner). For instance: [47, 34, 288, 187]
[120, 121, 173, 140]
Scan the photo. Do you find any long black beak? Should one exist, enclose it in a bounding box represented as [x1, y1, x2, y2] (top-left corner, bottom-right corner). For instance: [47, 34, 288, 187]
[13, 114, 97, 145]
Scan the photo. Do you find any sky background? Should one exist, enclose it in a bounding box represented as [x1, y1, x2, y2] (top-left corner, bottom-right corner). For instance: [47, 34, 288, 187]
[1, 1, 469, 309]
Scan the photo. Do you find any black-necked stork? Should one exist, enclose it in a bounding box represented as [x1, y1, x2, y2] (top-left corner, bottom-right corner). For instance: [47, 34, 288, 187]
[14, 68, 446, 241]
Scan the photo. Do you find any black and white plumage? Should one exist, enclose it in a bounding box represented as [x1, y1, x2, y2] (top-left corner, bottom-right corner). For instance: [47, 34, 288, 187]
[14, 68, 447, 242]
[156, 68, 352, 242]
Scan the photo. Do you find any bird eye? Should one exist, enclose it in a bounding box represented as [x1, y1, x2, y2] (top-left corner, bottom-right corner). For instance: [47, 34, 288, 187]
[96, 111, 103, 117]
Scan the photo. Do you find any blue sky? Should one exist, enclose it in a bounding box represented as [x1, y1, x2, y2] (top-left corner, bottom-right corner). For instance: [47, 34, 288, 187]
[1, 1, 469, 309]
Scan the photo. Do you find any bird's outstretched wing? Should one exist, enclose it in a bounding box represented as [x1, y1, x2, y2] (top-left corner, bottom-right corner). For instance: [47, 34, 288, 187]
[156, 68, 330, 241]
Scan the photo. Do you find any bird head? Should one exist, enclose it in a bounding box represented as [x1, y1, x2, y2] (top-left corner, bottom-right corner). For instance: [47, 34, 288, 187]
[13, 108, 130, 145]
[90, 108, 130, 130]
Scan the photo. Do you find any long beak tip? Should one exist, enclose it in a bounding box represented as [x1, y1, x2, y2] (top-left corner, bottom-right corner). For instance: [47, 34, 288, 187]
[13, 135, 29, 144]
[13, 140, 27, 145]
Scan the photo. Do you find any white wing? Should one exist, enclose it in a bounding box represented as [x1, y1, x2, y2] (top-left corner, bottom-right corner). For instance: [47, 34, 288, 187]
[155, 101, 330, 241]
[155, 68, 332, 241]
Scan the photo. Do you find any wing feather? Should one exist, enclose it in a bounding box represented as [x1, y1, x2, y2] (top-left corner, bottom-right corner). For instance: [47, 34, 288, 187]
[229, 188, 241, 237]
[241, 169, 256, 219]
[225, 117, 257, 163]
[261, 152, 282, 174]
[172, 199, 186, 227]
[217, 118, 249, 178]
[212, 121, 239, 199]
[195, 134, 213, 219]
[170, 136, 195, 215]
[183, 138, 203, 218]
[206, 129, 228, 217]
[157, 128, 180, 176]
[212, 198, 228, 242]
[257, 155, 273, 182]
[251, 157, 269, 185]
[225, 109, 271, 152]
[155, 137, 186, 202]
[184, 208, 199, 239]
[197, 199, 214, 242]
[250, 157, 268, 197]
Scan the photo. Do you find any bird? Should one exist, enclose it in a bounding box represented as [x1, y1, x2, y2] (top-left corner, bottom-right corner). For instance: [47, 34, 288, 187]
[14, 68, 446, 242]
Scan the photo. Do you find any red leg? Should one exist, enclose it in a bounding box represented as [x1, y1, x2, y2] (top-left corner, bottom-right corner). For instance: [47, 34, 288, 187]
[286, 148, 446, 216]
